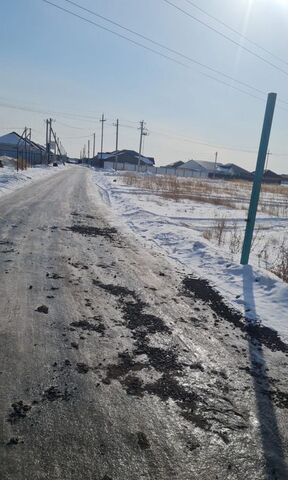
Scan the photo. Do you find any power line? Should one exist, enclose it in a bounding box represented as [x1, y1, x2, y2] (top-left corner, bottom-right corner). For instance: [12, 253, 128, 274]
[61, 133, 93, 139]
[162, 0, 288, 77]
[182, 0, 288, 67]
[60, 0, 266, 97]
[100, 113, 106, 160]
[0, 99, 104, 123]
[40, 0, 268, 102]
[56, 120, 88, 129]
[149, 128, 258, 153]
[1, 97, 287, 157]
[40, 0, 288, 107]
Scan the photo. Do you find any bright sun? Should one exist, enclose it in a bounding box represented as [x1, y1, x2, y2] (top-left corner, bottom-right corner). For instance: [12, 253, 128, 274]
[274, 0, 288, 5]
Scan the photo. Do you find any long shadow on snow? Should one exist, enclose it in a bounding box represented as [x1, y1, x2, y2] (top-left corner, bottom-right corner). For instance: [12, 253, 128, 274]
[182, 273, 288, 479]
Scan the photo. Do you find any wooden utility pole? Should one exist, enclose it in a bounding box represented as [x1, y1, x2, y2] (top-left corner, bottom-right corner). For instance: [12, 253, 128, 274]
[265, 149, 271, 171]
[100, 114, 106, 163]
[93, 133, 96, 158]
[28, 128, 32, 167]
[138, 120, 147, 172]
[46, 118, 53, 164]
[24, 126, 27, 169]
[114, 119, 119, 170]
[50, 126, 63, 163]
[214, 151, 218, 179]
[46, 119, 49, 164]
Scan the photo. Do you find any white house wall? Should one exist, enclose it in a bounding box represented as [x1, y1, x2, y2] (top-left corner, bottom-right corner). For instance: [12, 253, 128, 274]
[103, 161, 205, 178]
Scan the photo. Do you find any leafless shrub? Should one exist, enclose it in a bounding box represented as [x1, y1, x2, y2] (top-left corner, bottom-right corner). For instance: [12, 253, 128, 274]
[203, 217, 227, 246]
[121, 172, 138, 186]
[251, 225, 265, 252]
[120, 173, 288, 216]
[215, 217, 227, 246]
[271, 242, 288, 283]
[203, 229, 213, 241]
[257, 241, 270, 269]
[229, 222, 242, 256]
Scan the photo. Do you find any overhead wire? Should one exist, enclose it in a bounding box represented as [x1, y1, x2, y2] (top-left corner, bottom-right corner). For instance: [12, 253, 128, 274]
[162, 0, 288, 77]
[60, 0, 266, 97]
[41, 0, 288, 107]
[1, 97, 287, 156]
[182, 0, 288, 67]
[41, 0, 268, 102]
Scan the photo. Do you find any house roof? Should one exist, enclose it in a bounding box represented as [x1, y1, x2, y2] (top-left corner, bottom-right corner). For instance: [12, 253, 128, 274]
[251, 169, 282, 179]
[178, 159, 225, 172]
[219, 163, 252, 177]
[0, 131, 45, 151]
[165, 161, 184, 168]
[196, 160, 223, 171]
[0, 132, 25, 146]
[263, 169, 282, 179]
[178, 159, 207, 171]
[97, 149, 155, 165]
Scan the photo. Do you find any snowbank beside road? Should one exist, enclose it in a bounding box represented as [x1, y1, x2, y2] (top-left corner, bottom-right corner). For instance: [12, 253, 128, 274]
[0, 162, 66, 198]
[92, 170, 288, 342]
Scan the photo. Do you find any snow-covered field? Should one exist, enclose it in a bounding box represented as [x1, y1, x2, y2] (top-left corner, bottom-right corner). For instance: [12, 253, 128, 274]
[92, 169, 288, 342]
[0, 158, 66, 198]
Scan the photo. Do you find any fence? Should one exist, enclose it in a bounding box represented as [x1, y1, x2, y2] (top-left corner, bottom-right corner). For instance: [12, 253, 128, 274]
[100, 160, 207, 178]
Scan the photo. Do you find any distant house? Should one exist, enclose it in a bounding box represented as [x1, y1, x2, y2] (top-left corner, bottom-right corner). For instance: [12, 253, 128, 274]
[165, 160, 185, 168]
[281, 174, 288, 185]
[216, 163, 253, 181]
[93, 149, 155, 168]
[194, 160, 222, 177]
[177, 159, 210, 177]
[169, 159, 254, 181]
[252, 169, 282, 185]
[0, 131, 46, 165]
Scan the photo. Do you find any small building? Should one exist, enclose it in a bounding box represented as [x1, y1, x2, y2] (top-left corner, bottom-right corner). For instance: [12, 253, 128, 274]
[177, 159, 210, 177]
[252, 169, 282, 185]
[0, 131, 46, 165]
[169, 159, 254, 181]
[92, 149, 155, 169]
[281, 174, 288, 185]
[165, 161, 185, 168]
[216, 163, 253, 181]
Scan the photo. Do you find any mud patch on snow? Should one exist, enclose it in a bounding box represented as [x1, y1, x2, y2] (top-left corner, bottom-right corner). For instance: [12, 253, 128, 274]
[92, 279, 134, 298]
[104, 351, 146, 385]
[36, 305, 49, 314]
[46, 272, 64, 279]
[69, 260, 89, 270]
[182, 276, 288, 354]
[70, 319, 105, 335]
[137, 431, 150, 450]
[42, 386, 71, 402]
[7, 401, 31, 424]
[68, 224, 117, 240]
[1, 248, 14, 254]
[6, 437, 24, 446]
[76, 363, 90, 374]
[94, 279, 246, 441]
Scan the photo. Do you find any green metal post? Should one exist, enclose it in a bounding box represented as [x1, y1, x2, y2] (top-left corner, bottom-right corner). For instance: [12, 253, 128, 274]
[240, 92, 277, 265]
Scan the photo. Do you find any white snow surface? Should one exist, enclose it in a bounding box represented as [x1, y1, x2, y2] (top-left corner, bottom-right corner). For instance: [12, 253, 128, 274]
[0, 161, 66, 198]
[92, 170, 288, 342]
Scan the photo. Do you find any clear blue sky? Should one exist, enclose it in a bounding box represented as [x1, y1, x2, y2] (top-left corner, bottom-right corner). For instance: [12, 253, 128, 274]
[0, 0, 287, 171]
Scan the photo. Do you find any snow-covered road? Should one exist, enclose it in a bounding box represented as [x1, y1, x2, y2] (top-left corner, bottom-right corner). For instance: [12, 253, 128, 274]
[1, 166, 288, 479]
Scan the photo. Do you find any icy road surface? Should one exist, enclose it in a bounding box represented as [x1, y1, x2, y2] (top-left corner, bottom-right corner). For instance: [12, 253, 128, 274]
[0, 167, 288, 480]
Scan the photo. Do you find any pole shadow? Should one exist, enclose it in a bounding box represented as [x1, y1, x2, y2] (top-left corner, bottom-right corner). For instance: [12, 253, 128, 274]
[242, 265, 288, 479]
